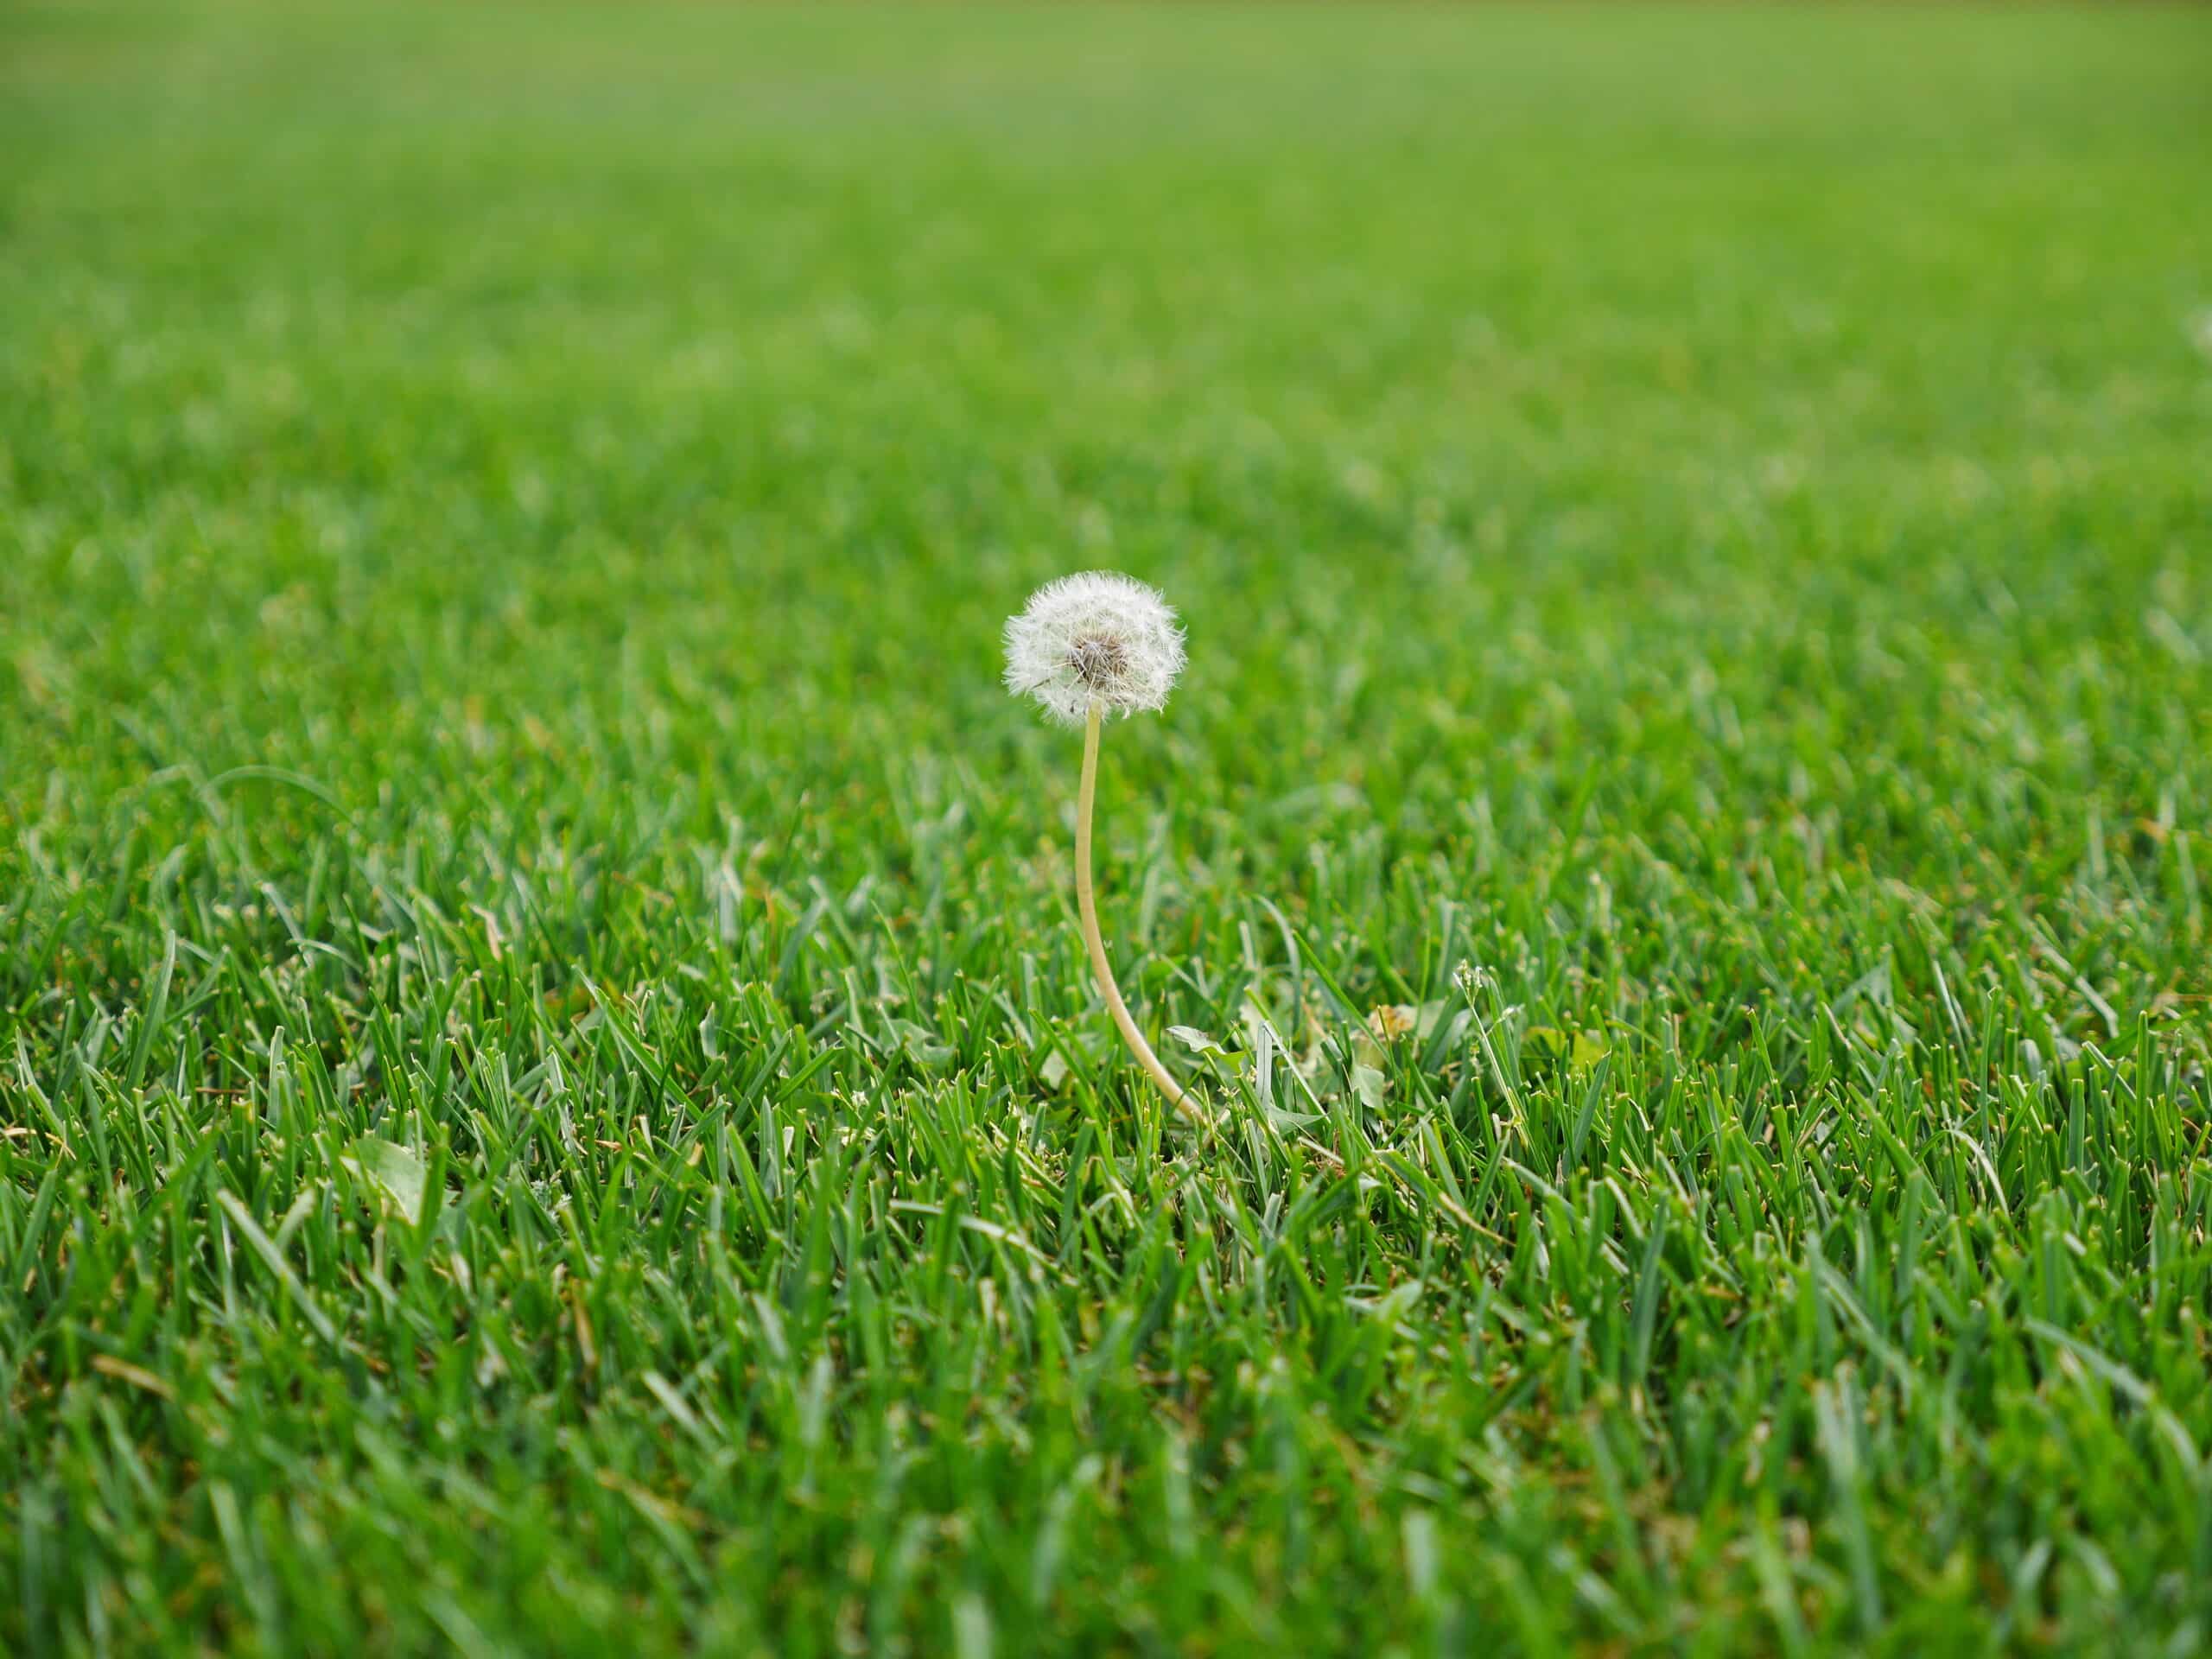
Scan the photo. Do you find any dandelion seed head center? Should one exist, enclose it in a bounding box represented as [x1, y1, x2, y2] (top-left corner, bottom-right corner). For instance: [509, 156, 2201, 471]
[1068, 632, 1130, 689]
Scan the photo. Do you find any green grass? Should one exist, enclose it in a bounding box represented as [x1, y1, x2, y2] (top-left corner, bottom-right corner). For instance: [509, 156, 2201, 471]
[6, 2, 2212, 1652]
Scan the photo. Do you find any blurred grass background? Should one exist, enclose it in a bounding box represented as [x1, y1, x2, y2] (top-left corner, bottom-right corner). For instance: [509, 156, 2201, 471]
[5, 3, 2212, 1654]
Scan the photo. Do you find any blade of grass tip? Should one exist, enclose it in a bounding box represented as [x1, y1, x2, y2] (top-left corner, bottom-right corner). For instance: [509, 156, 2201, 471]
[409, 1136, 451, 1262]
[1627, 1206, 1668, 1404]
[215, 1189, 338, 1349]
[1460, 979, 1531, 1153]
[582, 976, 682, 1109]
[123, 930, 176, 1096]
[1814, 1376, 1884, 1637]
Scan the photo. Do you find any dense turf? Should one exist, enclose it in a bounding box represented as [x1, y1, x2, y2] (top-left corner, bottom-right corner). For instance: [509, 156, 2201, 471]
[6, 3, 2212, 1653]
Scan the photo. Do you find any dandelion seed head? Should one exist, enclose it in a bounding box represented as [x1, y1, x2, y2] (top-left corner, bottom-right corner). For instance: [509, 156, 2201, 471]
[1003, 571, 1185, 726]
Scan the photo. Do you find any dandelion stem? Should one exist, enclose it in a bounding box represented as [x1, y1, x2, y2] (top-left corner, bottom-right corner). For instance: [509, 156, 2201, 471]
[1075, 701, 1205, 1127]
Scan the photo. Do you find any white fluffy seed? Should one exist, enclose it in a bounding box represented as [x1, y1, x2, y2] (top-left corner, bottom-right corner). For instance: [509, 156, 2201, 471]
[1002, 571, 1186, 727]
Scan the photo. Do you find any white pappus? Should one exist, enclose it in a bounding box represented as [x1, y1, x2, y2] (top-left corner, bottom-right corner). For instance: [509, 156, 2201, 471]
[1002, 570, 1186, 727]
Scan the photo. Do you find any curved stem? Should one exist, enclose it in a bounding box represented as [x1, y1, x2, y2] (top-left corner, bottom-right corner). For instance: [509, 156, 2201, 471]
[1075, 701, 1206, 1127]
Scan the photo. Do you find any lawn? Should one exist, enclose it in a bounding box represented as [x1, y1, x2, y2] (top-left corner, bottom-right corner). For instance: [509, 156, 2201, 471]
[4, 2, 2211, 1652]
